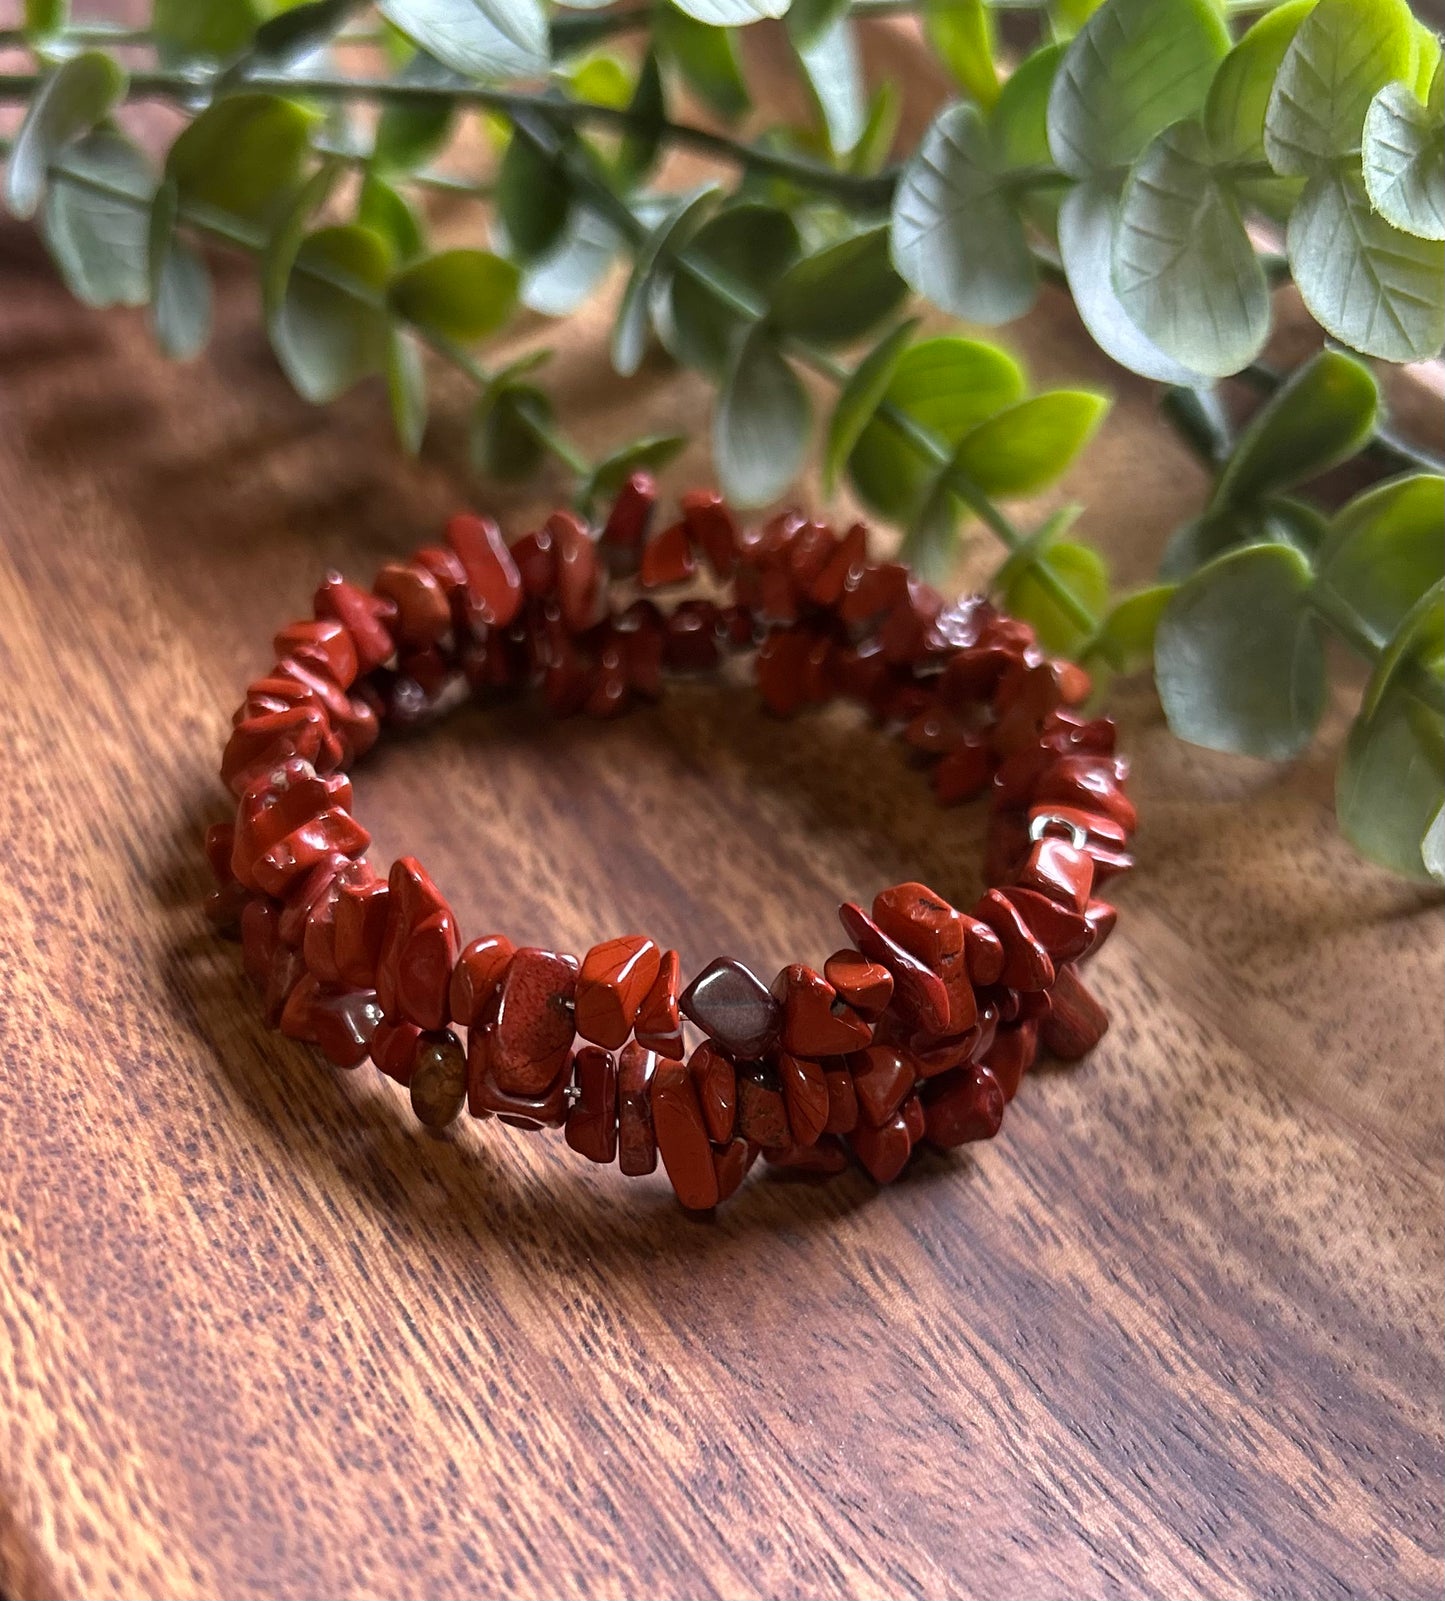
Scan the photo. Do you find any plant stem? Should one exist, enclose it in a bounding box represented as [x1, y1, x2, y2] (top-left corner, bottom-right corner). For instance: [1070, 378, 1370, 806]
[1311, 583, 1445, 716]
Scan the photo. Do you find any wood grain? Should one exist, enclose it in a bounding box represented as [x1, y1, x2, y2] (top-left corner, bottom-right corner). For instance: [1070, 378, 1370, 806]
[0, 25, 1442, 1600]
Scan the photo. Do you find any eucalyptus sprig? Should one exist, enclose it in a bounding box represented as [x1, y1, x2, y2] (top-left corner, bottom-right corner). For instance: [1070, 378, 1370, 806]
[2, 0, 1442, 879]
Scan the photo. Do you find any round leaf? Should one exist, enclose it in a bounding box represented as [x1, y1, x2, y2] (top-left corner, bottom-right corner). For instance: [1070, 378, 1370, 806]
[496, 130, 571, 262]
[1046, 0, 1230, 180]
[1265, 0, 1418, 175]
[1155, 542, 1327, 760]
[1056, 180, 1205, 384]
[5, 51, 126, 220]
[791, 13, 865, 154]
[522, 208, 620, 317]
[377, 0, 550, 82]
[1286, 168, 1444, 363]
[714, 328, 810, 508]
[654, 8, 750, 121]
[612, 185, 717, 377]
[41, 129, 153, 308]
[152, 235, 212, 359]
[890, 102, 1037, 326]
[1093, 584, 1175, 670]
[663, 202, 798, 374]
[386, 327, 428, 454]
[666, 0, 789, 24]
[1113, 118, 1269, 377]
[769, 226, 906, 347]
[358, 173, 425, 264]
[389, 248, 519, 343]
[1002, 540, 1110, 656]
[165, 93, 317, 224]
[472, 382, 552, 481]
[1215, 350, 1379, 509]
[1204, 0, 1313, 163]
[1363, 80, 1445, 241]
[272, 224, 393, 402]
[924, 0, 998, 110]
[948, 390, 1108, 497]
[991, 42, 1063, 171]
[1317, 474, 1445, 649]
[847, 335, 1026, 520]
[1160, 496, 1328, 580]
[153, 0, 262, 60]
[822, 318, 916, 495]
[373, 98, 454, 172]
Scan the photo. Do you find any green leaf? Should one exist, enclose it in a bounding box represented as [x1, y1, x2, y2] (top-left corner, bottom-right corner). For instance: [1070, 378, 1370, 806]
[1113, 118, 1269, 377]
[386, 327, 428, 454]
[823, 317, 917, 495]
[948, 390, 1108, 497]
[472, 382, 552, 481]
[1423, 802, 1445, 882]
[1363, 80, 1445, 241]
[666, 0, 789, 25]
[1215, 350, 1379, 508]
[714, 328, 810, 507]
[770, 226, 906, 346]
[496, 130, 571, 262]
[1317, 474, 1445, 648]
[389, 248, 519, 343]
[262, 159, 345, 320]
[238, 0, 362, 74]
[23, 0, 66, 41]
[522, 207, 620, 316]
[582, 434, 689, 505]
[5, 52, 126, 220]
[612, 185, 717, 377]
[271, 223, 392, 402]
[1092, 583, 1175, 669]
[373, 97, 454, 172]
[901, 480, 964, 584]
[153, 0, 263, 61]
[617, 50, 666, 187]
[1156, 542, 1327, 759]
[848, 334, 1026, 520]
[41, 129, 153, 309]
[991, 42, 1063, 171]
[1056, 180, 1204, 383]
[165, 93, 317, 224]
[654, 8, 750, 121]
[1046, 0, 1229, 179]
[663, 201, 798, 374]
[1265, 0, 1418, 175]
[1286, 168, 1444, 362]
[924, 0, 998, 110]
[1337, 583, 1445, 880]
[890, 102, 1038, 326]
[791, 13, 865, 154]
[850, 80, 902, 175]
[1203, 0, 1313, 163]
[1050, 0, 1103, 35]
[1003, 540, 1110, 656]
[148, 180, 212, 360]
[377, 0, 549, 81]
[358, 173, 425, 263]
[1160, 496, 1328, 580]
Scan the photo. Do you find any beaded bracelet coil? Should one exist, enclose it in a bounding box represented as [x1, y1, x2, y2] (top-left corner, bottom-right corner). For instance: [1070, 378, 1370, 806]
[204, 479, 1136, 1209]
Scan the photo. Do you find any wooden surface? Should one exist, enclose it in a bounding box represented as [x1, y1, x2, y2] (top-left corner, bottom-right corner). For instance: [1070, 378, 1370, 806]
[2, 28, 1444, 1600]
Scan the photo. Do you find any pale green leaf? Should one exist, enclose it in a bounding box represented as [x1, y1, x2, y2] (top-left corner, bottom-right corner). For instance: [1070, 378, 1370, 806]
[1363, 80, 1445, 240]
[271, 223, 392, 402]
[1093, 584, 1175, 669]
[6, 52, 126, 220]
[1113, 119, 1269, 376]
[473, 382, 551, 480]
[358, 172, 425, 263]
[1003, 540, 1110, 656]
[1317, 473, 1445, 648]
[153, 0, 263, 60]
[390, 248, 519, 342]
[373, 97, 454, 172]
[714, 328, 810, 507]
[1156, 542, 1327, 759]
[165, 93, 317, 224]
[521, 207, 620, 316]
[41, 129, 153, 308]
[770, 226, 906, 347]
[1046, 0, 1230, 179]
[823, 318, 916, 495]
[667, 0, 788, 25]
[992, 43, 1063, 171]
[378, 0, 549, 82]
[924, 0, 998, 110]
[791, 13, 865, 154]
[1264, 0, 1418, 175]
[23, 0, 66, 39]
[386, 327, 428, 454]
[612, 185, 717, 377]
[1204, 0, 1313, 164]
[662, 201, 797, 374]
[948, 390, 1108, 497]
[583, 434, 689, 505]
[1287, 167, 1444, 361]
[890, 102, 1038, 325]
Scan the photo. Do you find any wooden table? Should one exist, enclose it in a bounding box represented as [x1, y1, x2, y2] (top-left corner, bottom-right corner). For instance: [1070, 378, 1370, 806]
[1, 36, 1442, 1596]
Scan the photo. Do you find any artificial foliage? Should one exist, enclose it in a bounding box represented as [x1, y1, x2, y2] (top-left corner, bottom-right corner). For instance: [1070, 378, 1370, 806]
[2, 0, 1443, 879]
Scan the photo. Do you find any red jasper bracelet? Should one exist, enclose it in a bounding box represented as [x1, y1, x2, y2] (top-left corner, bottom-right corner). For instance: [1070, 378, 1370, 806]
[204, 480, 1136, 1209]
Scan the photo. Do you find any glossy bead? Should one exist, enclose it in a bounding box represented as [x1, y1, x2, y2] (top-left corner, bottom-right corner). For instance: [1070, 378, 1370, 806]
[409, 1029, 468, 1130]
[712, 1137, 757, 1201]
[222, 706, 328, 797]
[849, 1045, 915, 1128]
[824, 1068, 859, 1133]
[933, 948, 979, 1033]
[277, 851, 354, 948]
[652, 1057, 719, 1209]
[549, 510, 604, 633]
[600, 471, 655, 575]
[279, 975, 381, 1069]
[334, 876, 390, 989]
[923, 1064, 1004, 1149]
[778, 1053, 829, 1148]
[487, 947, 579, 1094]
[372, 561, 451, 648]
[963, 917, 1006, 986]
[764, 1140, 849, 1176]
[467, 1031, 572, 1126]
[664, 600, 722, 673]
[838, 902, 951, 1035]
[617, 1041, 659, 1176]
[447, 512, 524, 628]
[274, 618, 358, 690]
[999, 886, 1091, 961]
[449, 934, 517, 1028]
[771, 964, 873, 1057]
[737, 1071, 790, 1149]
[982, 1020, 1038, 1102]
[232, 761, 359, 893]
[376, 857, 459, 1030]
[372, 1018, 422, 1084]
[974, 888, 1055, 993]
[809, 521, 867, 608]
[314, 572, 394, 674]
[1033, 754, 1138, 834]
[1041, 964, 1108, 1060]
[934, 740, 993, 805]
[755, 627, 812, 717]
[1084, 900, 1117, 952]
[823, 949, 894, 1019]
[681, 488, 739, 579]
[680, 957, 781, 1058]
[688, 1042, 737, 1144]
[850, 1111, 913, 1184]
[512, 526, 557, 598]
[638, 520, 695, 588]
[575, 935, 662, 1050]
[565, 1046, 618, 1164]
[259, 946, 306, 1030]
[871, 882, 964, 967]
[634, 948, 683, 1057]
